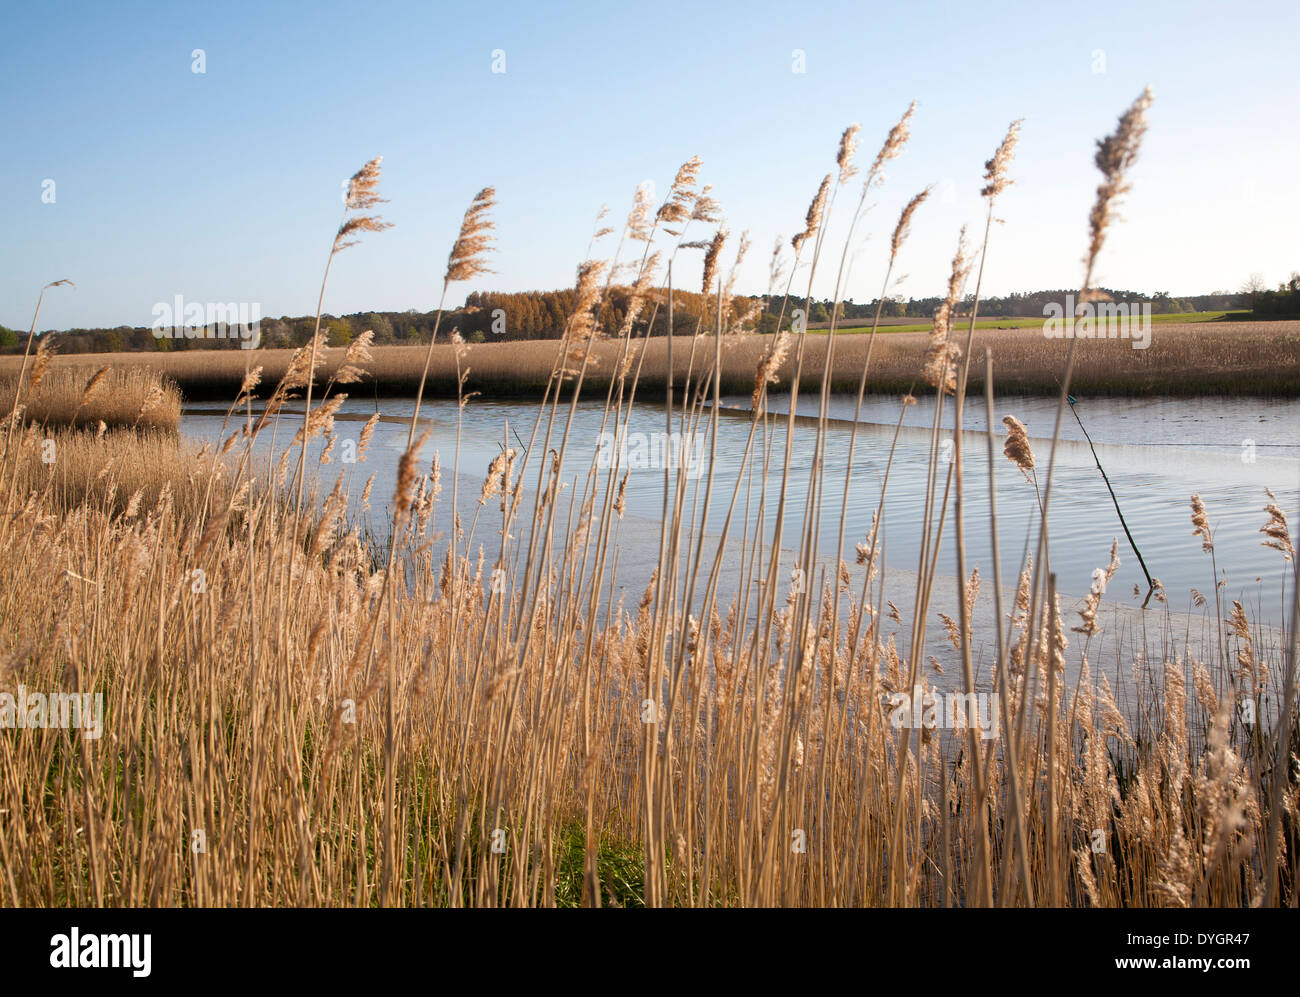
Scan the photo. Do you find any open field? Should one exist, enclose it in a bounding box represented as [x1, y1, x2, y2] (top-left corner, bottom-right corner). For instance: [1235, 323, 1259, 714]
[5, 319, 1298, 403]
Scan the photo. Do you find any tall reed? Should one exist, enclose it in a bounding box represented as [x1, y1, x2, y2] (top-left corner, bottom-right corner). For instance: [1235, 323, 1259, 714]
[1, 93, 1296, 910]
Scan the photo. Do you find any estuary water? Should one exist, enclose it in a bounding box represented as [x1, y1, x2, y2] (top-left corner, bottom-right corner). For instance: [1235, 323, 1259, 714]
[183, 392, 1299, 692]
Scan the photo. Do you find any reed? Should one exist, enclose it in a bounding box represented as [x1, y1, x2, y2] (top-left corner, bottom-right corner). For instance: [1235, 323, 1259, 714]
[1, 95, 1296, 910]
[7, 318, 1296, 403]
[0, 366, 181, 432]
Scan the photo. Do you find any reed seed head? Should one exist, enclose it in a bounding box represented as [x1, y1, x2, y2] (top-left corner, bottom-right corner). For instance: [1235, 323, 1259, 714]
[136, 384, 165, 424]
[480, 447, 517, 505]
[1260, 488, 1293, 560]
[1002, 415, 1035, 481]
[238, 365, 263, 399]
[335, 157, 392, 252]
[357, 412, 380, 462]
[335, 329, 376, 384]
[80, 366, 110, 407]
[344, 157, 385, 211]
[723, 229, 751, 308]
[1085, 87, 1153, 280]
[656, 155, 703, 232]
[617, 251, 661, 339]
[614, 471, 628, 519]
[1191, 493, 1213, 552]
[767, 236, 787, 298]
[922, 228, 970, 393]
[567, 259, 607, 343]
[29, 337, 55, 389]
[691, 184, 722, 224]
[751, 330, 791, 411]
[591, 204, 614, 242]
[836, 123, 861, 185]
[865, 100, 917, 187]
[446, 187, 497, 283]
[981, 119, 1023, 201]
[792, 175, 831, 254]
[627, 183, 654, 243]
[890, 186, 932, 265]
[701, 229, 727, 296]
[394, 428, 431, 527]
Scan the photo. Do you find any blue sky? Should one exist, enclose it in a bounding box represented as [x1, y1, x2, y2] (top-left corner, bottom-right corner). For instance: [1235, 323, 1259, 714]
[2, 0, 1297, 331]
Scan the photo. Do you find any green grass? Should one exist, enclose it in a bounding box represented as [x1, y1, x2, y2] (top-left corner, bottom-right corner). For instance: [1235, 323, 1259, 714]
[553, 823, 646, 908]
[831, 310, 1243, 335]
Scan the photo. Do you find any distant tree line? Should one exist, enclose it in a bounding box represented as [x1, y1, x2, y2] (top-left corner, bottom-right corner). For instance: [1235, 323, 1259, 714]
[0, 281, 1285, 355]
[1247, 273, 1300, 319]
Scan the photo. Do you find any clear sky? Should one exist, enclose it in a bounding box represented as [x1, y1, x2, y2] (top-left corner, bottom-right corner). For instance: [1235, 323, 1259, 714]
[2, 0, 1297, 331]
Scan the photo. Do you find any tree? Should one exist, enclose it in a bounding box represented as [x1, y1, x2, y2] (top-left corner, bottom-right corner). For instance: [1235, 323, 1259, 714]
[364, 312, 395, 344]
[327, 317, 353, 346]
[259, 320, 291, 348]
[1242, 273, 1267, 311]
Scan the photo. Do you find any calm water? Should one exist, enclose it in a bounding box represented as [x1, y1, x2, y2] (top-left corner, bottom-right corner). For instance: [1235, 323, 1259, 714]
[725, 392, 1300, 606]
[183, 393, 1300, 674]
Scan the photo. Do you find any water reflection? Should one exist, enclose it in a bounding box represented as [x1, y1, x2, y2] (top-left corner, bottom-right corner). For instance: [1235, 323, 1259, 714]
[183, 393, 1299, 635]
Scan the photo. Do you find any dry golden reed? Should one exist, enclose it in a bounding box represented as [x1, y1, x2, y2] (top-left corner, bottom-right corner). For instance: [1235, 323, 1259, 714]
[446, 187, 498, 283]
[791, 175, 831, 254]
[1, 89, 1294, 915]
[1002, 415, 1035, 480]
[1085, 87, 1153, 280]
[335, 157, 392, 252]
[865, 100, 916, 187]
[1260, 488, 1293, 560]
[922, 228, 970, 393]
[1191, 493, 1214, 552]
[1, 366, 181, 432]
[981, 118, 1023, 202]
[890, 186, 932, 264]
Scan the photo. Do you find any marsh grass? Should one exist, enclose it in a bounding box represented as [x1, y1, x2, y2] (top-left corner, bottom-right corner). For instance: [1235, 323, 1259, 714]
[5, 426, 219, 519]
[0, 366, 182, 432]
[7, 319, 1297, 404]
[0, 96, 1297, 909]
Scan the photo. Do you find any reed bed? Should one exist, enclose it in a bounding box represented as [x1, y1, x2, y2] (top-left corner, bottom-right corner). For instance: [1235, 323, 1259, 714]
[6, 320, 1298, 403]
[4, 426, 223, 520]
[1, 94, 1297, 908]
[0, 365, 182, 432]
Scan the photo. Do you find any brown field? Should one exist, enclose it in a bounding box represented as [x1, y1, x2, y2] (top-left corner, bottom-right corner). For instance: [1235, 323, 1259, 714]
[6, 319, 1297, 403]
